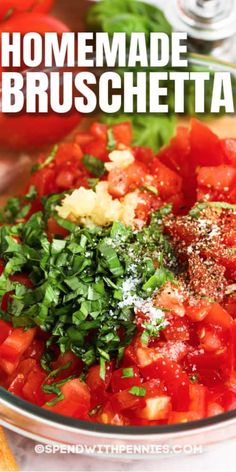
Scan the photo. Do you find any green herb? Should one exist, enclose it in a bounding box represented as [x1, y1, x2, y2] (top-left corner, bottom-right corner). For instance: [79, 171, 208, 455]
[141, 185, 158, 195]
[87, 178, 99, 190]
[45, 393, 65, 407]
[46, 361, 72, 379]
[0, 186, 37, 224]
[87, 0, 171, 38]
[32, 145, 58, 173]
[0, 199, 174, 371]
[107, 128, 117, 151]
[129, 386, 146, 397]
[82, 154, 106, 178]
[122, 367, 134, 378]
[189, 202, 236, 218]
[42, 375, 76, 406]
[103, 114, 176, 154]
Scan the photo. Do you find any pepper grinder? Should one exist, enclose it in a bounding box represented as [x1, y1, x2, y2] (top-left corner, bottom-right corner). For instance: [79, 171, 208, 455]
[165, 0, 236, 61]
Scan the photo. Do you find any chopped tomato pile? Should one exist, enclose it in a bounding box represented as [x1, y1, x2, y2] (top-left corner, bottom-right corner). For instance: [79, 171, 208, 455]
[0, 119, 235, 426]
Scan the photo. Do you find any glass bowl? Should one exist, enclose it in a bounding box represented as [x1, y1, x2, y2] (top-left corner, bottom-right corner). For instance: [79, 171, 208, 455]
[0, 0, 236, 458]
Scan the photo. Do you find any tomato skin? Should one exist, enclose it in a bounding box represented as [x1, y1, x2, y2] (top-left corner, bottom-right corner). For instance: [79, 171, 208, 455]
[44, 379, 91, 418]
[168, 411, 200, 424]
[151, 159, 183, 200]
[190, 118, 227, 167]
[86, 364, 112, 406]
[82, 138, 108, 161]
[0, 321, 12, 344]
[108, 162, 147, 198]
[7, 358, 36, 395]
[112, 122, 133, 147]
[140, 357, 190, 411]
[51, 351, 83, 381]
[197, 165, 236, 192]
[107, 168, 130, 197]
[110, 366, 141, 393]
[0, 0, 54, 20]
[221, 138, 236, 166]
[0, 111, 81, 152]
[133, 146, 154, 167]
[0, 14, 81, 151]
[0, 11, 69, 37]
[0, 328, 36, 374]
[110, 389, 146, 413]
[186, 300, 212, 322]
[22, 365, 46, 405]
[205, 304, 233, 330]
[189, 383, 207, 418]
[47, 217, 69, 240]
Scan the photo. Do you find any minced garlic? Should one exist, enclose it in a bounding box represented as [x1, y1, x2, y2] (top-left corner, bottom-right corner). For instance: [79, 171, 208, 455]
[56, 182, 140, 228]
[105, 149, 134, 172]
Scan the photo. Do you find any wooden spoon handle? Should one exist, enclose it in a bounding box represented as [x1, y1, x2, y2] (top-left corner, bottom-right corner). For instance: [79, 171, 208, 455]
[0, 427, 18, 471]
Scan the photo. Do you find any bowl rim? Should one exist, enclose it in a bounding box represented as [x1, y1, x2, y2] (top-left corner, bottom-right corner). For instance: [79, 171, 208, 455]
[0, 387, 236, 437]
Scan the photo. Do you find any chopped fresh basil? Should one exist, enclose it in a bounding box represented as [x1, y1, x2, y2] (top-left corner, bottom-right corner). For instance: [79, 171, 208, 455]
[82, 154, 105, 177]
[32, 145, 58, 173]
[122, 367, 134, 378]
[107, 128, 117, 151]
[129, 386, 146, 397]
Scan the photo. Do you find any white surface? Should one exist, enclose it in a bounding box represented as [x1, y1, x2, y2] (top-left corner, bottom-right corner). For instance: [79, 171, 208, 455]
[5, 429, 236, 472]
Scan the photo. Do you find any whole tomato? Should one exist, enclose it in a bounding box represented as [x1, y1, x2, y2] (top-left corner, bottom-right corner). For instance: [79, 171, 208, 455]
[0, 112, 81, 150]
[0, 12, 81, 149]
[0, 0, 54, 20]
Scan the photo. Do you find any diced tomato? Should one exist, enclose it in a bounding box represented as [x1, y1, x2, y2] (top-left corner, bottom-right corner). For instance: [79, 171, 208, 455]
[0, 328, 36, 374]
[189, 383, 207, 418]
[22, 365, 46, 405]
[140, 357, 190, 410]
[95, 402, 127, 426]
[197, 165, 236, 193]
[221, 138, 236, 166]
[10, 274, 32, 288]
[30, 167, 57, 197]
[186, 300, 212, 322]
[110, 366, 141, 393]
[23, 338, 45, 361]
[44, 379, 91, 418]
[164, 315, 190, 342]
[0, 321, 12, 344]
[108, 161, 147, 197]
[198, 326, 224, 353]
[154, 283, 186, 317]
[168, 411, 200, 424]
[86, 364, 112, 406]
[47, 217, 69, 240]
[190, 119, 227, 166]
[7, 358, 37, 395]
[51, 351, 83, 381]
[90, 122, 108, 141]
[151, 159, 182, 200]
[136, 395, 172, 420]
[112, 122, 133, 147]
[110, 389, 146, 413]
[205, 304, 233, 330]
[54, 143, 83, 166]
[133, 146, 154, 166]
[207, 402, 224, 417]
[82, 138, 108, 162]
